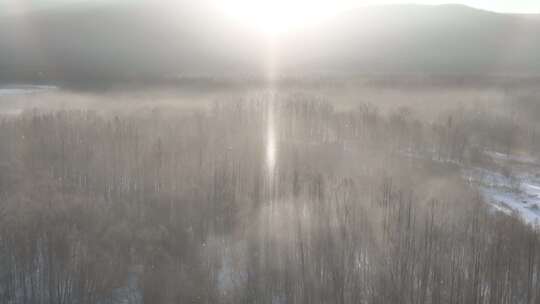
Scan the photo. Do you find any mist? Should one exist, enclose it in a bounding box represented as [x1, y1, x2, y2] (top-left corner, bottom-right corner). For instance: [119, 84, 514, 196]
[2, 1, 540, 304]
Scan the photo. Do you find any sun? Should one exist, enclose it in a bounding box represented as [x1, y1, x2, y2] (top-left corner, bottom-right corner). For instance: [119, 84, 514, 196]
[220, 0, 346, 35]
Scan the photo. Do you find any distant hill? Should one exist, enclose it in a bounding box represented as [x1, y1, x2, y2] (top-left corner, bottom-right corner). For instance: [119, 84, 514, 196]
[282, 4, 540, 76]
[1, 2, 539, 83]
[0, 1, 267, 83]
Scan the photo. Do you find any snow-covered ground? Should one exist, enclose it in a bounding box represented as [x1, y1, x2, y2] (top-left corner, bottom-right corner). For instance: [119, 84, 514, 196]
[485, 150, 539, 166]
[0, 85, 59, 115]
[0, 85, 57, 96]
[400, 147, 540, 224]
[464, 153, 540, 226]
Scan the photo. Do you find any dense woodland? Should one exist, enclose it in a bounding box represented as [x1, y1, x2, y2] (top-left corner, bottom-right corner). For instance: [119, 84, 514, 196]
[1, 91, 540, 303]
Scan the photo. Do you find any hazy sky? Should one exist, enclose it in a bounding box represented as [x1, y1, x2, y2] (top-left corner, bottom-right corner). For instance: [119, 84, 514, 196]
[1, 0, 539, 14]
[388, 0, 540, 13]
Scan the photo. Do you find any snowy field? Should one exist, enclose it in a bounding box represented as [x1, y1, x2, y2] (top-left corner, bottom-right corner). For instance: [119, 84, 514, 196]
[0, 85, 58, 114]
[465, 152, 540, 225]
[0, 85, 57, 96]
[403, 147, 540, 225]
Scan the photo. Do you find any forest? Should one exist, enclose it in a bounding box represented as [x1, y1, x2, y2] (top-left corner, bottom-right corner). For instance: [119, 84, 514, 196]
[1, 89, 540, 303]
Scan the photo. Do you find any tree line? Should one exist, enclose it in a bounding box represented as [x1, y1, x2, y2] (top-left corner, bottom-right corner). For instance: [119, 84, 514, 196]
[0, 92, 539, 303]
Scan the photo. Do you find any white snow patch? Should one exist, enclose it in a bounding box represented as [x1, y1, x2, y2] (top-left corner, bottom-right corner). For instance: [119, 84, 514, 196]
[0, 85, 57, 96]
[485, 150, 539, 165]
[465, 167, 540, 226]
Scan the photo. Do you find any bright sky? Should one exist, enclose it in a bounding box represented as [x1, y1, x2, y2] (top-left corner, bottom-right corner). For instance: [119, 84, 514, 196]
[222, 0, 540, 34]
[1, 0, 539, 34]
[385, 0, 540, 13]
[1, 0, 539, 14]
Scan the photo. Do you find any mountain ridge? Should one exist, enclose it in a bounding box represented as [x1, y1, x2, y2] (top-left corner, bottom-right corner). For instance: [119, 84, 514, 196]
[1, 3, 539, 83]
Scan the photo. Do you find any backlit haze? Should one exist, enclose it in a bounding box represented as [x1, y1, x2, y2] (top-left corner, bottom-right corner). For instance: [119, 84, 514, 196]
[2, 1, 540, 35]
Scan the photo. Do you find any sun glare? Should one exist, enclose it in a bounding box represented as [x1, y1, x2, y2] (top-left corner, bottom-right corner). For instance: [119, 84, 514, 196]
[221, 0, 346, 35]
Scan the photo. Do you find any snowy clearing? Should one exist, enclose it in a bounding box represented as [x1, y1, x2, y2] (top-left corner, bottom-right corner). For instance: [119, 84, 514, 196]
[465, 152, 540, 226]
